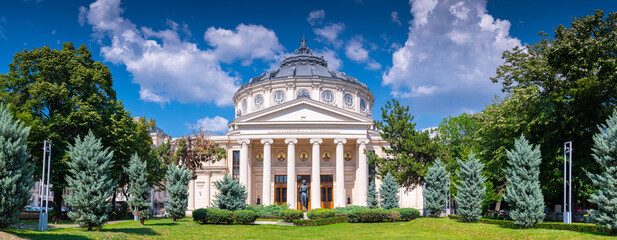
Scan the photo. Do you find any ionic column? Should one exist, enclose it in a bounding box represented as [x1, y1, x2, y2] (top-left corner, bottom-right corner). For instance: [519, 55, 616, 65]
[310, 138, 323, 209]
[285, 138, 298, 209]
[334, 138, 347, 207]
[238, 139, 250, 203]
[261, 139, 274, 205]
[356, 138, 369, 206]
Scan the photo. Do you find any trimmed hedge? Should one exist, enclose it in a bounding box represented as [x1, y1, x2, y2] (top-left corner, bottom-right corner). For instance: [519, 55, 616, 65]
[293, 217, 347, 227]
[246, 204, 288, 217]
[279, 209, 303, 222]
[234, 210, 258, 224]
[347, 208, 389, 223]
[334, 205, 369, 214]
[393, 208, 420, 221]
[308, 209, 336, 220]
[387, 210, 401, 222]
[448, 214, 609, 234]
[192, 208, 235, 224]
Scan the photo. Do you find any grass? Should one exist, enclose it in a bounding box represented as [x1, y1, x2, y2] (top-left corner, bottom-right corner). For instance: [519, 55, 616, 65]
[255, 218, 281, 222]
[1, 217, 613, 239]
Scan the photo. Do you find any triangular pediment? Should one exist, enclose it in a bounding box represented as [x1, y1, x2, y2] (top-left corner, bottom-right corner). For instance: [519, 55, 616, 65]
[236, 98, 371, 123]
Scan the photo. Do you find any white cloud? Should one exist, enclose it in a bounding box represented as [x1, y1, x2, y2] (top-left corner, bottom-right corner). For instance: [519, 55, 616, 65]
[80, 0, 284, 106]
[307, 9, 326, 26]
[383, 0, 522, 114]
[314, 48, 342, 70]
[313, 23, 345, 47]
[191, 116, 229, 133]
[391, 11, 402, 25]
[345, 36, 381, 70]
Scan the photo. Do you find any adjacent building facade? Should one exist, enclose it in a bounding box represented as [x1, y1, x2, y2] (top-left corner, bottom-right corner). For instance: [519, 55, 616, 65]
[187, 39, 423, 211]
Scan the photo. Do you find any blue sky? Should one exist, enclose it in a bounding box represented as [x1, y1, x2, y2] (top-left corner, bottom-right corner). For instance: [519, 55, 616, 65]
[1, 0, 616, 137]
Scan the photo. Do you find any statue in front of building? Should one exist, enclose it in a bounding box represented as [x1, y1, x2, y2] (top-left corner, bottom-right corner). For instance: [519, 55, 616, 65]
[299, 180, 309, 211]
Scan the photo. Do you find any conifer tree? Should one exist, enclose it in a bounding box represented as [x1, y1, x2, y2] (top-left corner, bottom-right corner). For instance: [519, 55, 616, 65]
[0, 105, 33, 228]
[213, 174, 247, 211]
[65, 131, 115, 231]
[379, 173, 400, 209]
[124, 153, 151, 225]
[586, 110, 617, 235]
[455, 152, 486, 222]
[367, 180, 379, 208]
[165, 165, 191, 221]
[425, 159, 449, 217]
[504, 135, 544, 228]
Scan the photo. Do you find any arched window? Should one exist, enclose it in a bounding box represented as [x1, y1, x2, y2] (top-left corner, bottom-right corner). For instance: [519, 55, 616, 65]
[273, 90, 286, 104]
[254, 94, 264, 108]
[344, 94, 353, 108]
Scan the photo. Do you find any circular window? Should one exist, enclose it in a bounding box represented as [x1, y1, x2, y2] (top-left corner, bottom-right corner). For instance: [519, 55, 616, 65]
[254, 94, 264, 108]
[360, 99, 367, 112]
[273, 91, 285, 104]
[242, 99, 248, 111]
[296, 89, 311, 99]
[344, 94, 353, 108]
[321, 90, 334, 104]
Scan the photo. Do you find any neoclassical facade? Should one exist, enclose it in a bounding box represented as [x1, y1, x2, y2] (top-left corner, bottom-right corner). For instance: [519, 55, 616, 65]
[187, 39, 423, 211]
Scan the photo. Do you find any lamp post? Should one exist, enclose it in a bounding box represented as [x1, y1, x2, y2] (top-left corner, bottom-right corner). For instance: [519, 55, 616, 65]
[563, 141, 572, 224]
[38, 140, 51, 231]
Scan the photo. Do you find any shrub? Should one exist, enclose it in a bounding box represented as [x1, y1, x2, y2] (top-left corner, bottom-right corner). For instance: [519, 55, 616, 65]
[448, 214, 464, 221]
[308, 209, 336, 220]
[387, 210, 401, 222]
[246, 204, 288, 217]
[380, 173, 400, 209]
[293, 217, 347, 227]
[192, 208, 234, 224]
[448, 215, 610, 234]
[347, 208, 388, 223]
[333, 206, 368, 214]
[279, 209, 303, 222]
[213, 174, 248, 211]
[234, 210, 258, 224]
[393, 208, 420, 221]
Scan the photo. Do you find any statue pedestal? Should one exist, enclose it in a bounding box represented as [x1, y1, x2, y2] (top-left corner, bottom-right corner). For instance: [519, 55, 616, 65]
[303, 212, 308, 220]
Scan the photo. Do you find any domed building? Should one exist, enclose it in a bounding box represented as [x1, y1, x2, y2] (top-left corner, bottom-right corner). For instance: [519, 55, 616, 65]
[188, 39, 423, 211]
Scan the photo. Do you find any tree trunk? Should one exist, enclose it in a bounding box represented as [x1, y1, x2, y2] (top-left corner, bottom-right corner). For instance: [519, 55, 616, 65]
[111, 188, 117, 220]
[53, 188, 63, 220]
[140, 218, 144, 226]
[494, 185, 505, 211]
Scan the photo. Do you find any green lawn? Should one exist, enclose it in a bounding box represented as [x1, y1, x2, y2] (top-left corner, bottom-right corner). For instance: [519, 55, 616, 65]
[1, 217, 613, 240]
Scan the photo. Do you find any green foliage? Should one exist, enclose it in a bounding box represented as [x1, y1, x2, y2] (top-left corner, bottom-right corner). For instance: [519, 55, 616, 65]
[425, 159, 449, 218]
[346, 208, 389, 223]
[278, 209, 303, 222]
[293, 217, 347, 227]
[234, 210, 258, 224]
[246, 204, 288, 217]
[367, 180, 378, 208]
[333, 205, 368, 214]
[448, 214, 610, 234]
[392, 208, 420, 221]
[165, 165, 191, 221]
[372, 99, 438, 187]
[307, 209, 335, 220]
[0, 43, 155, 219]
[379, 173, 399, 209]
[586, 110, 617, 234]
[192, 208, 234, 225]
[491, 10, 617, 209]
[65, 131, 115, 230]
[387, 210, 400, 222]
[124, 153, 151, 225]
[213, 174, 247, 211]
[504, 135, 545, 228]
[455, 152, 486, 222]
[0, 105, 33, 228]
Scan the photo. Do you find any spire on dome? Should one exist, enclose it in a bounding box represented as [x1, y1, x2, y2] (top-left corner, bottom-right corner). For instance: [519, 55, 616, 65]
[295, 37, 312, 55]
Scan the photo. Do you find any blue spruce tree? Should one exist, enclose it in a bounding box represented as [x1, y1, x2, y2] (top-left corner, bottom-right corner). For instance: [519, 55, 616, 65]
[165, 165, 191, 221]
[586, 110, 617, 235]
[213, 174, 247, 211]
[425, 159, 449, 217]
[65, 131, 115, 230]
[367, 180, 379, 209]
[455, 152, 486, 222]
[0, 105, 33, 228]
[379, 173, 399, 209]
[504, 135, 544, 228]
[125, 153, 151, 225]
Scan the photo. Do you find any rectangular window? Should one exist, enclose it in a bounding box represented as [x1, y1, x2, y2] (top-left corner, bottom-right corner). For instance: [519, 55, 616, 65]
[232, 151, 240, 179]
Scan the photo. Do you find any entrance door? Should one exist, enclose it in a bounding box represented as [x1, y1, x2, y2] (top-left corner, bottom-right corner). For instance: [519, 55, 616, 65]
[297, 175, 311, 210]
[274, 175, 287, 205]
[321, 175, 333, 209]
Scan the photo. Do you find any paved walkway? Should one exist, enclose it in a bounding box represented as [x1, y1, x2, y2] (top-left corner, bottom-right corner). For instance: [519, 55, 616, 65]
[254, 220, 294, 226]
